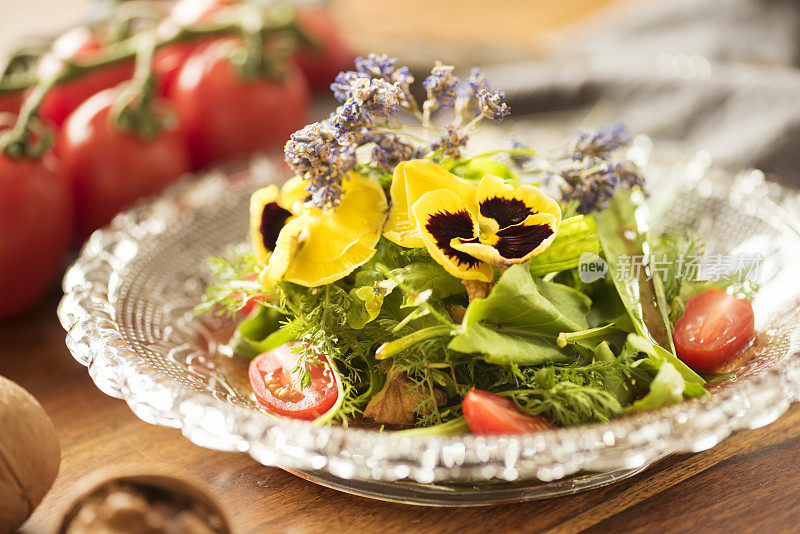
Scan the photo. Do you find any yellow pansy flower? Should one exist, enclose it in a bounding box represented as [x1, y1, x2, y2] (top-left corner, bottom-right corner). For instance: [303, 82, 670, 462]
[256, 173, 388, 287]
[383, 159, 478, 248]
[411, 173, 561, 282]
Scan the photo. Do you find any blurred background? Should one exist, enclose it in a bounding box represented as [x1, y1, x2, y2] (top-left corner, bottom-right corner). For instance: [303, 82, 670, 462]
[1, 0, 800, 319]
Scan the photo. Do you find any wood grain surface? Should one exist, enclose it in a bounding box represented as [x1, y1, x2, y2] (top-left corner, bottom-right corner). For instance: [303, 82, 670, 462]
[1, 289, 799, 533]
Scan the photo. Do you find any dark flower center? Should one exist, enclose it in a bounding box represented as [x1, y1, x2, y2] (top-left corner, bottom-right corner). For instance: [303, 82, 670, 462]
[480, 197, 532, 228]
[425, 210, 482, 268]
[260, 203, 293, 252]
[494, 223, 554, 259]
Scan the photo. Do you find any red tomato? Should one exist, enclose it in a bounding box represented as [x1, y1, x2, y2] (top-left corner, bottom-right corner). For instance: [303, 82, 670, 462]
[37, 27, 134, 128]
[171, 37, 309, 169]
[57, 88, 191, 240]
[0, 148, 73, 318]
[153, 0, 236, 97]
[293, 5, 354, 90]
[463, 390, 557, 436]
[673, 288, 755, 371]
[0, 91, 23, 116]
[249, 342, 338, 420]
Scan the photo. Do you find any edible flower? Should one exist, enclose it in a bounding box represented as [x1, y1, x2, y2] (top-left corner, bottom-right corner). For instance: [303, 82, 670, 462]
[383, 159, 478, 248]
[384, 160, 561, 282]
[249, 176, 308, 264]
[257, 174, 388, 287]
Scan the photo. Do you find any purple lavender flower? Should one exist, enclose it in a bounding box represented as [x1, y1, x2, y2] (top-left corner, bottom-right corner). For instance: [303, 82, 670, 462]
[284, 121, 356, 209]
[423, 62, 459, 109]
[458, 68, 490, 98]
[431, 126, 469, 160]
[330, 71, 369, 102]
[572, 121, 632, 159]
[477, 89, 510, 122]
[559, 159, 643, 214]
[369, 134, 426, 172]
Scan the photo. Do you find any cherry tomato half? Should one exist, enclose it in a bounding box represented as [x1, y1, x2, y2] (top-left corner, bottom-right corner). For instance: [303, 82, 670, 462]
[171, 37, 310, 169]
[0, 148, 73, 318]
[293, 5, 354, 91]
[673, 288, 755, 372]
[57, 88, 191, 240]
[462, 390, 557, 436]
[0, 91, 23, 116]
[249, 342, 338, 420]
[37, 27, 134, 128]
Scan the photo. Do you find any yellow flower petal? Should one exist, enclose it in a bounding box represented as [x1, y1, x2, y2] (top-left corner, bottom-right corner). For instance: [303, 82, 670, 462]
[384, 160, 478, 248]
[411, 189, 493, 282]
[263, 173, 388, 287]
[476, 174, 562, 230]
[279, 175, 310, 214]
[249, 185, 292, 264]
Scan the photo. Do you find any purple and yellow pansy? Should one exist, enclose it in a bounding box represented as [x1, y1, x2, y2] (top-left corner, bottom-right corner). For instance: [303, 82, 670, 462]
[249, 173, 388, 287]
[386, 160, 561, 282]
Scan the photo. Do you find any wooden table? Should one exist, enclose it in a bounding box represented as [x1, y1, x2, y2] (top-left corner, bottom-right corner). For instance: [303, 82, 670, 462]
[2, 290, 799, 533]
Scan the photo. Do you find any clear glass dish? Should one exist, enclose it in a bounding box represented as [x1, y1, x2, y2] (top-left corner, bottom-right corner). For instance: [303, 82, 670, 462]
[58, 152, 800, 506]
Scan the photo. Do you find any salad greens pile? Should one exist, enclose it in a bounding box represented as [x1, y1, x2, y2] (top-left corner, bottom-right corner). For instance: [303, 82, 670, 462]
[199, 55, 728, 432]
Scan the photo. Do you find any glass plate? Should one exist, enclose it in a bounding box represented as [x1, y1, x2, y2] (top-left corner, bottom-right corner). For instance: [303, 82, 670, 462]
[58, 153, 800, 505]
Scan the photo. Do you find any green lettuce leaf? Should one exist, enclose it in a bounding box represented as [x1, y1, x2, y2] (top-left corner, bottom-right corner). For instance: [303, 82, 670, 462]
[449, 264, 590, 365]
[528, 215, 600, 277]
[628, 361, 685, 411]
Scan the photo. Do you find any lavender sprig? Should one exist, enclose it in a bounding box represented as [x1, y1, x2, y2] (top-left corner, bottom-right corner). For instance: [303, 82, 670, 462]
[556, 122, 643, 213]
[287, 56, 509, 209]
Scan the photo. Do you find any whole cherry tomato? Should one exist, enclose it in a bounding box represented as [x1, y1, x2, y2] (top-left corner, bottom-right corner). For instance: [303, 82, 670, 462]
[0, 91, 23, 115]
[153, 0, 237, 96]
[171, 37, 309, 169]
[293, 5, 354, 90]
[37, 27, 134, 127]
[673, 288, 755, 372]
[57, 88, 191, 239]
[249, 342, 338, 420]
[0, 147, 73, 319]
[462, 389, 557, 436]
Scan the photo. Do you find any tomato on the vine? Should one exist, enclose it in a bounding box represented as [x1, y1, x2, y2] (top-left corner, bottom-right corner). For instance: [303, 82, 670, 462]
[463, 390, 557, 436]
[293, 5, 354, 90]
[249, 342, 338, 420]
[0, 92, 23, 116]
[153, 0, 237, 96]
[57, 88, 191, 239]
[673, 288, 755, 372]
[37, 27, 134, 127]
[171, 37, 309, 169]
[0, 147, 73, 318]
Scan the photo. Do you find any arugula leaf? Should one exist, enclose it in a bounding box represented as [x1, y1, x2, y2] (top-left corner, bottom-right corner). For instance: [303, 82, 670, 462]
[528, 215, 600, 277]
[449, 264, 590, 365]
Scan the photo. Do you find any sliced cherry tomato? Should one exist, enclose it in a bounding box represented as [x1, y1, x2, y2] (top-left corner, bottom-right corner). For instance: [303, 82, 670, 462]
[0, 146, 73, 318]
[673, 288, 755, 372]
[57, 88, 191, 240]
[463, 389, 557, 436]
[249, 342, 338, 420]
[37, 27, 134, 128]
[293, 5, 354, 90]
[171, 37, 309, 169]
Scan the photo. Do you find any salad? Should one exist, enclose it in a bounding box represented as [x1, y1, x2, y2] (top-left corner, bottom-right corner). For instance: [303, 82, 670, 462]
[201, 54, 756, 435]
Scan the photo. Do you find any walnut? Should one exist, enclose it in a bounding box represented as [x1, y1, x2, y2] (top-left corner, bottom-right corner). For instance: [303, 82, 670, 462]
[58, 474, 230, 534]
[0, 376, 61, 532]
[363, 368, 446, 427]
